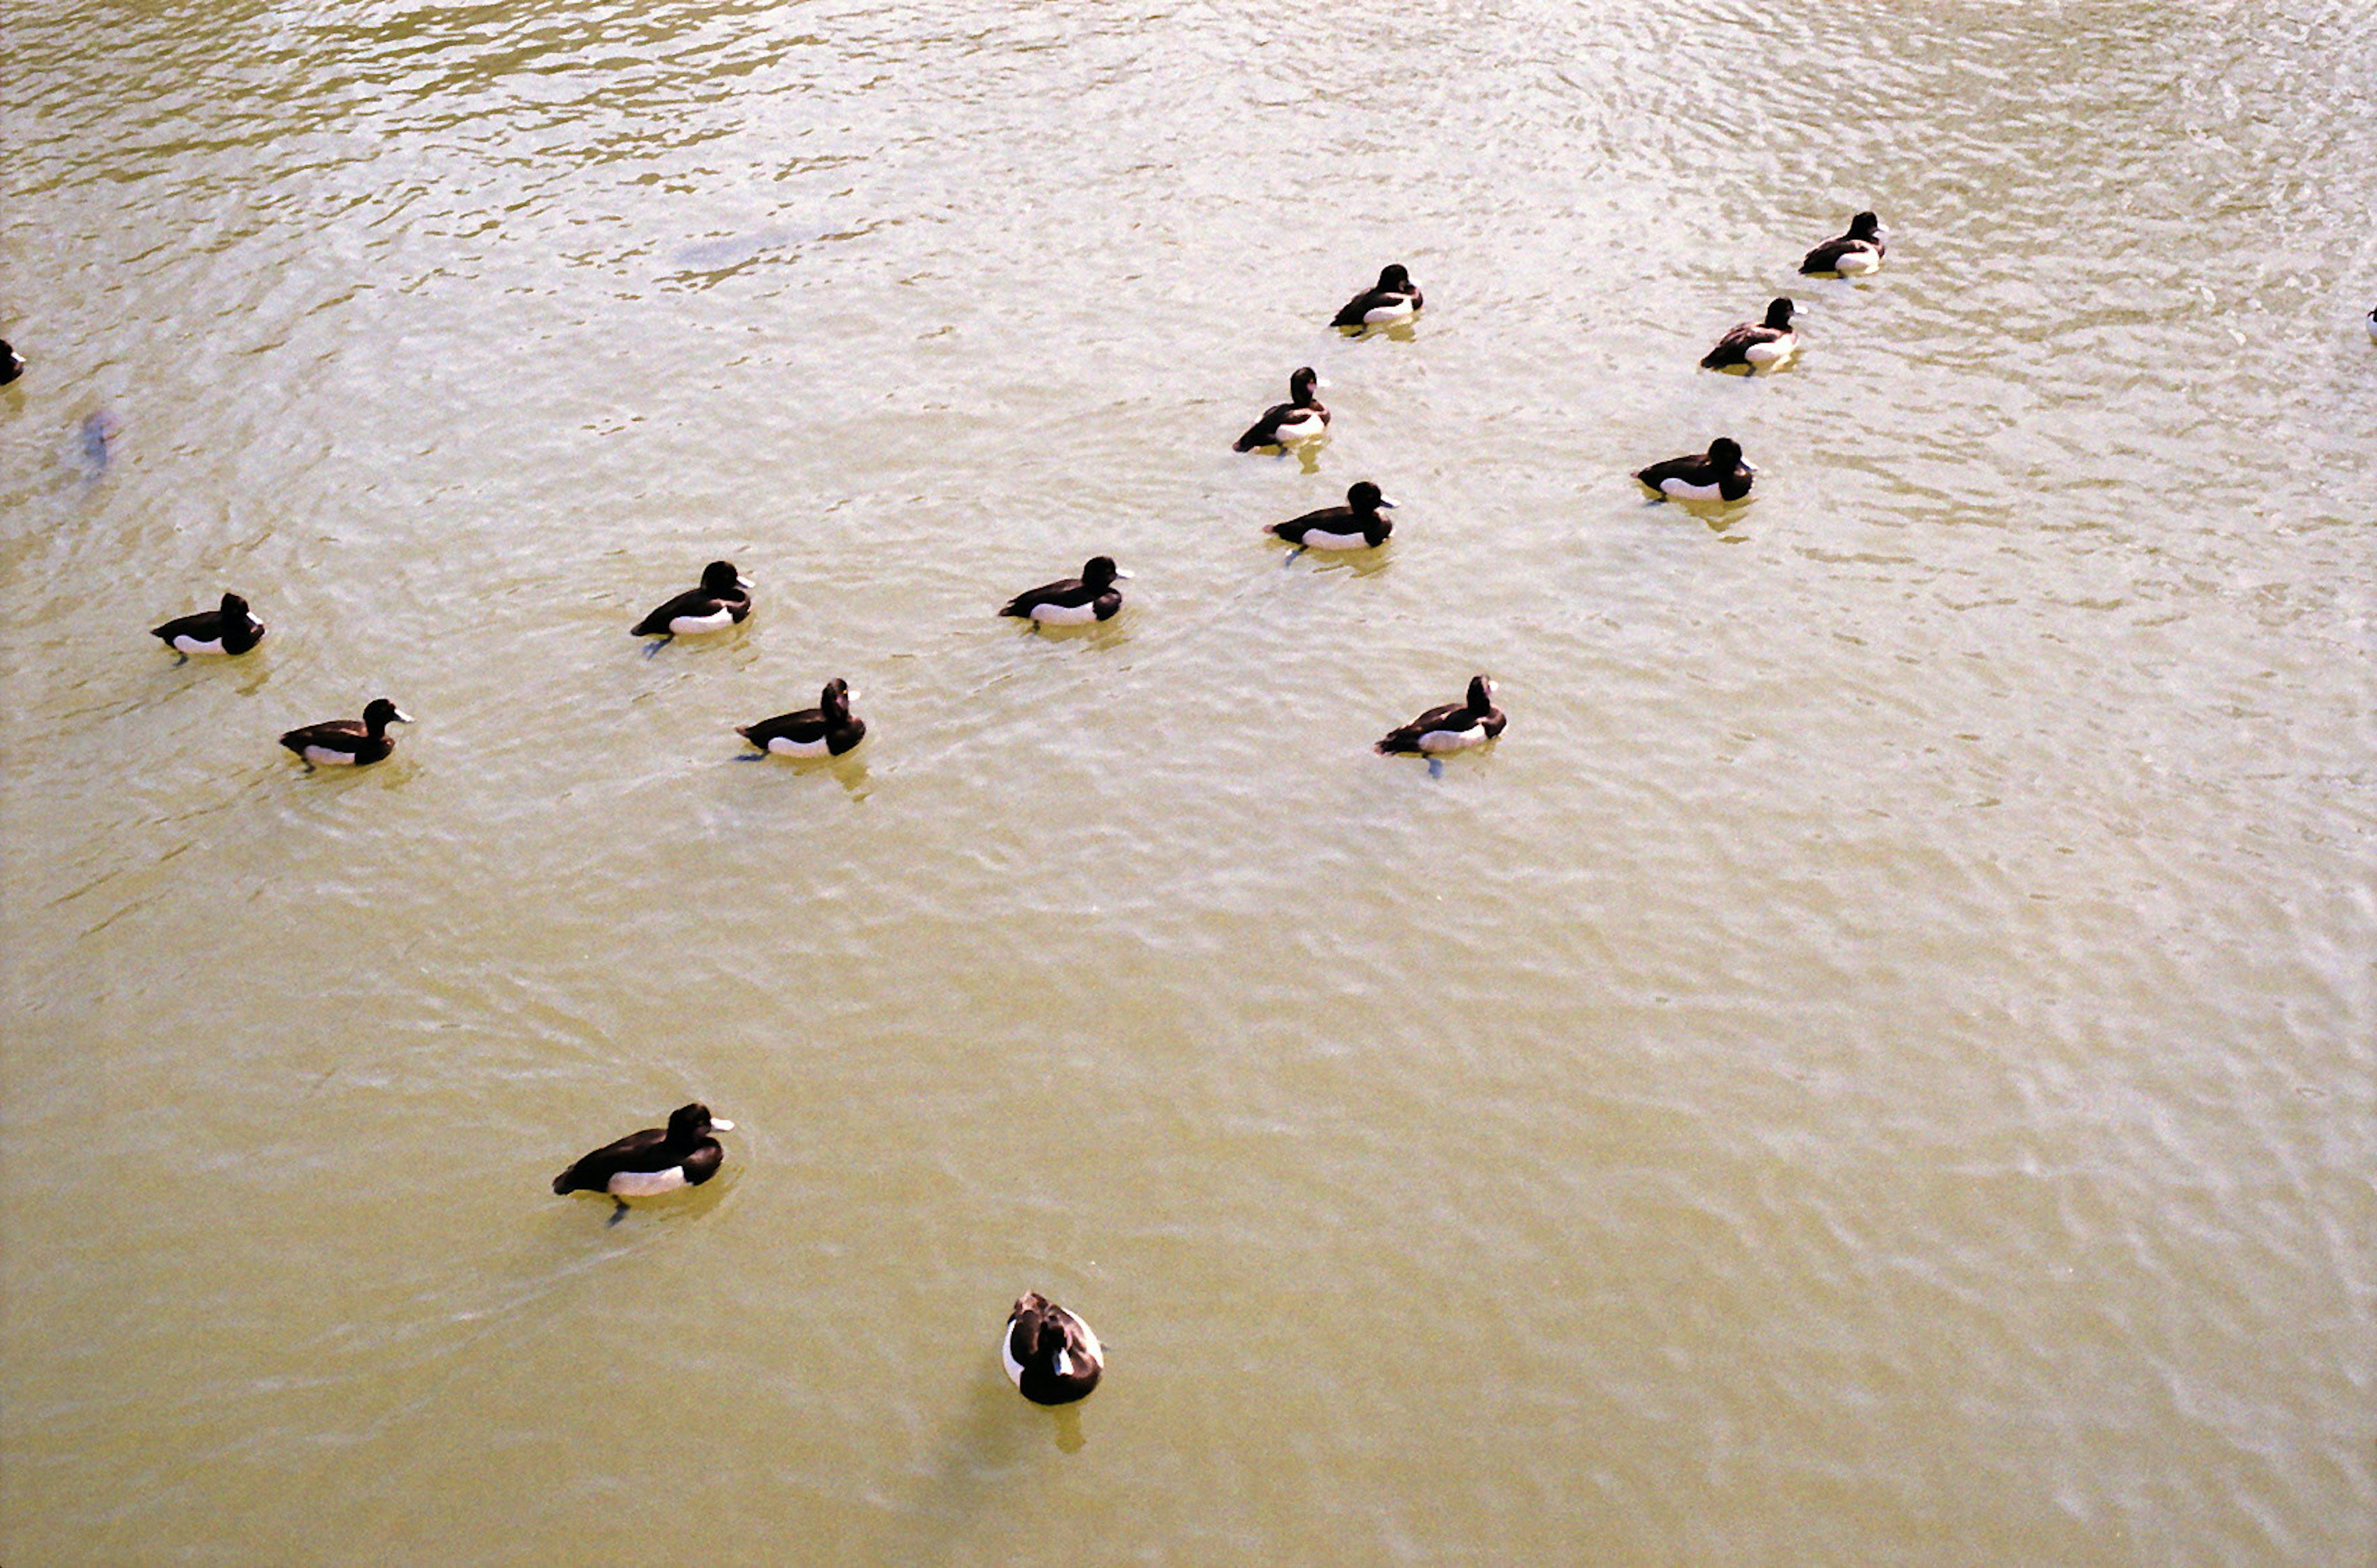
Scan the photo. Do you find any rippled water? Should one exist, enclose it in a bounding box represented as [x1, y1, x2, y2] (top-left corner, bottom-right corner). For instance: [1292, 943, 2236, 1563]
[4, 1, 2373, 1562]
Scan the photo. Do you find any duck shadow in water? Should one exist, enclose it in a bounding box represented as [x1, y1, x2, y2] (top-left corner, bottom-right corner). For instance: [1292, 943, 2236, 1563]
[898, 1363, 1090, 1556]
[1276, 542, 1393, 579]
[557, 1168, 735, 1231]
[1015, 617, 1131, 651]
[728, 748, 872, 799]
[1639, 490, 1756, 537]
[1244, 437, 1329, 475]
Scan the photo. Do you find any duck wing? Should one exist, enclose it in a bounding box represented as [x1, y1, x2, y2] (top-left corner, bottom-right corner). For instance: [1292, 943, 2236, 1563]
[1268, 505, 1356, 542]
[1799, 235, 1878, 274]
[738, 706, 828, 747]
[1000, 577, 1085, 617]
[1699, 323, 1775, 369]
[1331, 289, 1386, 327]
[1233, 401, 1295, 452]
[1632, 454, 1700, 489]
[552, 1125, 669, 1193]
[279, 717, 367, 750]
[1375, 701, 1470, 753]
[632, 587, 716, 636]
[152, 609, 224, 644]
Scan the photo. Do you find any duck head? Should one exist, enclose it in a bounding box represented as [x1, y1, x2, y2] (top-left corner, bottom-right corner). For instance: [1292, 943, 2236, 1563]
[362, 698, 413, 732]
[700, 560, 751, 594]
[669, 1102, 732, 1141]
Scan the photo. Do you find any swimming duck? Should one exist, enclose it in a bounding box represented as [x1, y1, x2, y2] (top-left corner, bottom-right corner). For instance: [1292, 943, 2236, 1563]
[152, 591, 266, 661]
[1700, 297, 1798, 373]
[737, 678, 867, 757]
[0, 340, 22, 386]
[1233, 368, 1330, 451]
[1000, 555, 1128, 625]
[1375, 675, 1505, 755]
[1633, 438, 1754, 502]
[1000, 1292, 1104, 1406]
[1331, 264, 1424, 328]
[279, 698, 412, 768]
[2366, 305, 2376, 344]
[1799, 212, 1886, 277]
[632, 560, 751, 646]
[552, 1102, 734, 1223]
[1268, 481, 1396, 550]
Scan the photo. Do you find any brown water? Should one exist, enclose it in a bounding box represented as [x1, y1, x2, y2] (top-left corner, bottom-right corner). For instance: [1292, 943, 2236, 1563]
[4, 1, 2373, 1562]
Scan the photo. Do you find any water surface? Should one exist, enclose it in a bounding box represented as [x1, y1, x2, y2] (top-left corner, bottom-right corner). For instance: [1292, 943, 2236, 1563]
[3, 1, 2372, 1562]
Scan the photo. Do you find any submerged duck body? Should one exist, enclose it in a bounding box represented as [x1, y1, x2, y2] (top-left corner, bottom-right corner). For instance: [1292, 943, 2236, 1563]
[1331, 264, 1424, 328]
[0, 340, 22, 386]
[279, 698, 411, 767]
[1700, 297, 1798, 372]
[153, 591, 266, 657]
[1634, 438, 1754, 503]
[553, 1102, 733, 1212]
[1268, 480, 1396, 550]
[1376, 674, 1505, 755]
[1233, 368, 1330, 451]
[1001, 1291, 1104, 1406]
[737, 678, 867, 757]
[1000, 555, 1127, 625]
[633, 560, 751, 641]
[1799, 211, 1886, 277]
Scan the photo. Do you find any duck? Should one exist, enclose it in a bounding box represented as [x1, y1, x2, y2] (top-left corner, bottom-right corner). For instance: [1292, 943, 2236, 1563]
[1232, 368, 1330, 451]
[632, 560, 751, 646]
[1799, 212, 1886, 276]
[1331, 264, 1424, 328]
[1700, 297, 1798, 373]
[2366, 306, 2376, 344]
[1268, 481, 1396, 550]
[552, 1102, 734, 1223]
[279, 698, 412, 768]
[1633, 438, 1754, 502]
[1000, 1292, 1104, 1406]
[152, 591, 266, 661]
[1000, 555, 1128, 625]
[1376, 674, 1505, 755]
[737, 678, 867, 757]
[0, 340, 22, 386]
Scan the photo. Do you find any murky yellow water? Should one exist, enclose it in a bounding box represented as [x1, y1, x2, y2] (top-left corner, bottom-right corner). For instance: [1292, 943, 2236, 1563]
[4, 1, 2373, 1562]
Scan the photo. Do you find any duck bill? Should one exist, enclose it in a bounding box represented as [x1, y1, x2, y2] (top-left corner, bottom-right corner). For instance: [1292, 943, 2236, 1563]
[709, 1118, 735, 1132]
